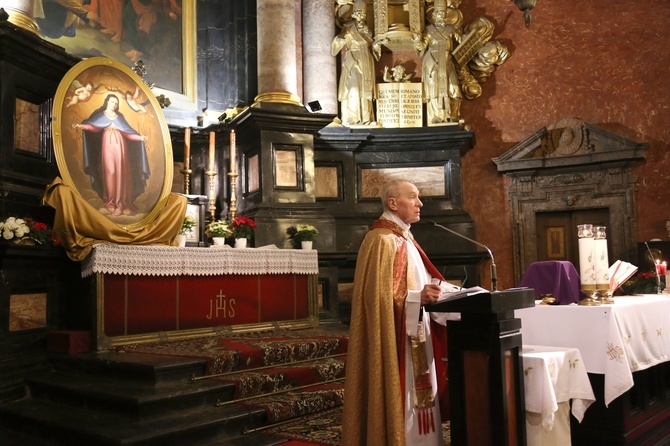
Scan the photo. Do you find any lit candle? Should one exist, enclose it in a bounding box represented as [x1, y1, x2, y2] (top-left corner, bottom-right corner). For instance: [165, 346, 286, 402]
[656, 260, 667, 275]
[230, 130, 236, 172]
[183, 127, 191, 170]
[208, 131, 216, 172]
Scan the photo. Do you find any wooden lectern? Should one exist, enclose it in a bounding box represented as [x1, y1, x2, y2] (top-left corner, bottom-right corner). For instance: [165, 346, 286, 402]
[425, 288, 535, 446]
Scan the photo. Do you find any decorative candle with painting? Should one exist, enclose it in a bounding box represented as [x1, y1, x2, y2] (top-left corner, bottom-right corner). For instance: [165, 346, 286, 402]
[577, 224, 596, 291]
[593, 226, 609, 291]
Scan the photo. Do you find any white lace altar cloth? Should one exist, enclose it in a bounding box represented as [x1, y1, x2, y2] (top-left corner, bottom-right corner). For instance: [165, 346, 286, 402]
[518, 295, 670, 407]
[81, 244, 318, 277]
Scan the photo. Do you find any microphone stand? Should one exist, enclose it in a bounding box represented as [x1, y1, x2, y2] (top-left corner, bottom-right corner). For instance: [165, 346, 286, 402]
[429, 221, 498, 291]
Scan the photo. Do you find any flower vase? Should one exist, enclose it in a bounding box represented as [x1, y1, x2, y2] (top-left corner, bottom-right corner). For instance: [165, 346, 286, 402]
[212, 237, 226, 246]
[234, 238, 247, 249]
[301, 240, 313, 250]
[176, 234, 187, 247]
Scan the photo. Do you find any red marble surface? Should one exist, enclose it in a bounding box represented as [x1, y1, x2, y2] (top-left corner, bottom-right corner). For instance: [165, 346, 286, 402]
[453, 0, 670, 288]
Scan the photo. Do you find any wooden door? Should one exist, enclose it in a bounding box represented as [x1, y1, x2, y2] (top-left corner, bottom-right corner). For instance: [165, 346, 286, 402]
[536, 209, 610, 273]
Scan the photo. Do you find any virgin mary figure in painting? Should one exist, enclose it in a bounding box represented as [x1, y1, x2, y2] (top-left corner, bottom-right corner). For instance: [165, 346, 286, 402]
[73, 93, 151, 217]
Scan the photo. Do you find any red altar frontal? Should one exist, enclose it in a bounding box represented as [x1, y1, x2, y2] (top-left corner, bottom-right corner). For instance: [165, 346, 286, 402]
[82, 245, 319, 350]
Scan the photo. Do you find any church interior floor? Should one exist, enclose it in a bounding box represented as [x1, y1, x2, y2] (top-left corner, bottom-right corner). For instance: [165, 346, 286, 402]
[0, 321, 452, 445]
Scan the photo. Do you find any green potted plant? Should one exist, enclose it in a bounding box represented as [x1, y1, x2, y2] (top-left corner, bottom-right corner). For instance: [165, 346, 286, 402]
[286, 224, 318, 250]
[231, 216, 256, 248]
[176, 214, 196, 247]
[206, 220, 232, 246]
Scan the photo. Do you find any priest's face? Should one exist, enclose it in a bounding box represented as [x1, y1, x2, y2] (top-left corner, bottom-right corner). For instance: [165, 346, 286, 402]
[389, 182, 423, 224]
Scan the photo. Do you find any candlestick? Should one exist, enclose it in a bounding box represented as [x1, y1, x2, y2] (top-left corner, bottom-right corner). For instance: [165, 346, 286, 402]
[179, 127, 192, 194]
[228, 171, 238, 221]
[593, 226, 613, 304]
[654, 260, 663, 293]
[230, 130, 236, 173]
[208, 131, 216, 172]
[180, 167, 192, 195]
[205, 131, 217, 222]
[577, 224, 600, 306]
[205, 169, 217, 222]
[656, 260, 667, 276]
[183, 127, 191, 170]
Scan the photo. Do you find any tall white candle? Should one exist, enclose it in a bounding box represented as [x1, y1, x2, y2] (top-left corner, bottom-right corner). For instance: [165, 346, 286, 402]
[208, 131, 215, 171]
[594, 238, 609, 288]
[578, 237, 596, 288]
[578, 223, 596, 292]
[230, 130, 236, 172]
[183, 127, 191, 169]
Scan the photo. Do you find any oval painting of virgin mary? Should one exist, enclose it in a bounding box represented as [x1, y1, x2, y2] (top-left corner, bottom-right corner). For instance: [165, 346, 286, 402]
[52, 57, 173, 229]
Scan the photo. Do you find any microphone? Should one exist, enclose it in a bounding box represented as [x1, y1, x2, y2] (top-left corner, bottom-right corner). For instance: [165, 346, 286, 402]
[428, 220, 498, 291]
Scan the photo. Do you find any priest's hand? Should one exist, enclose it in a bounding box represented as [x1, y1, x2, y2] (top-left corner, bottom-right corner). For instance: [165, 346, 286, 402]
[420, 283, 442, 305]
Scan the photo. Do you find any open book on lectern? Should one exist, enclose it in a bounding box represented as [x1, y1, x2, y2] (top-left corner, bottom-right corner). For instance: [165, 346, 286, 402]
[437, 286, 489, 302]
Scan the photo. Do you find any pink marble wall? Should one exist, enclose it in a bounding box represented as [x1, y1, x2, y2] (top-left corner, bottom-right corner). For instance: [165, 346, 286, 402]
[454, 0, 670, 288]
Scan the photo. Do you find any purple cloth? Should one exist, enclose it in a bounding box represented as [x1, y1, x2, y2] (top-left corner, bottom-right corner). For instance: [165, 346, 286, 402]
[518, 261, 581, 305]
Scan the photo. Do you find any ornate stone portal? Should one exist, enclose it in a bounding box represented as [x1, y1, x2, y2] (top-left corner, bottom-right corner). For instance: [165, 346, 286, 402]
[331, 0, 509, 128]
[493, 117, 650, 283]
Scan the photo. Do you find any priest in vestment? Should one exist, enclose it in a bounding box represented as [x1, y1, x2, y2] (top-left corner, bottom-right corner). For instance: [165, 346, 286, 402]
[342, 180, 455, 445]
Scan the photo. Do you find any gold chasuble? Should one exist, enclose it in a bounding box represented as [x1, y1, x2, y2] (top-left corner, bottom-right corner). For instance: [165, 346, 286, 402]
[342, 219, 449, 446]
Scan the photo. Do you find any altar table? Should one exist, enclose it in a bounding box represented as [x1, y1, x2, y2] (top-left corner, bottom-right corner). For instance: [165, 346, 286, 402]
[516, 296, 670, 407]
[82, 244, 319, 350]
[522, 345, 595, 446]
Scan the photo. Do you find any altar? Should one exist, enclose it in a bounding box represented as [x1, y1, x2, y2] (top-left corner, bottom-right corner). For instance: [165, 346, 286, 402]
[517, 295, 670, 444]
[82, 244, 319, 351]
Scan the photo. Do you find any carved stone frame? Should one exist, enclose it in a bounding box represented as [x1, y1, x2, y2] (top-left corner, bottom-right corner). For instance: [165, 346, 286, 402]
[493, 118, 649, 283]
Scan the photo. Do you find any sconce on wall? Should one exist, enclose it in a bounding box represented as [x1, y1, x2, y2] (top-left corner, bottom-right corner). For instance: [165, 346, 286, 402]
[512, 0, 538, 27]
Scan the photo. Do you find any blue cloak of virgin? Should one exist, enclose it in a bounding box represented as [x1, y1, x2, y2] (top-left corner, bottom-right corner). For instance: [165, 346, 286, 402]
[81, 111, 152, 204]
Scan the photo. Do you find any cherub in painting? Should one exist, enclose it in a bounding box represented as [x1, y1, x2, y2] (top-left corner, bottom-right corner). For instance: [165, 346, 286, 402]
[66, 80, 105, 108]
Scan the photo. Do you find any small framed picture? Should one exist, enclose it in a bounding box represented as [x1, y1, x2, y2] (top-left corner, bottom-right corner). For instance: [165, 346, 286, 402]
[182, 195, 209, 247]
[273, 144, 303, 190]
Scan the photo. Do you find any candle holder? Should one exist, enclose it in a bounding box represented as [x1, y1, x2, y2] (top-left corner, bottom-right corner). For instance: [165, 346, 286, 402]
[228, 171, 238, 221]
[181, 127, 192, 195]
[180, 167, 192, 195]
[654, 260, 665, 294]
[578, 224, 601, 306]
[206, 169, 217, 221]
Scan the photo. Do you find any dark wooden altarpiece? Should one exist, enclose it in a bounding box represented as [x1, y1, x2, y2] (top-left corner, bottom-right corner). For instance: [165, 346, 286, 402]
[0, 18, 81, 401]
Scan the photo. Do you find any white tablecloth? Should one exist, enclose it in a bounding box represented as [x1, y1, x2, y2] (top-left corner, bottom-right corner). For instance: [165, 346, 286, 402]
[517, 295, 670, 406]
[522, 345, 595, 432]
[81, 244, 319, 277]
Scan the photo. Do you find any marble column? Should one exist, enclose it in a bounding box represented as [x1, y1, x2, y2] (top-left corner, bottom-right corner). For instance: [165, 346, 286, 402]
[0, 0, 39, 34]
[302, 0, 337, 115]
[255, 0, 301, 106]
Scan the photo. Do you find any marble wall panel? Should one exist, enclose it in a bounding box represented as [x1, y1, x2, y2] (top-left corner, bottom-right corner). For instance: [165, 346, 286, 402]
[9, 293, 47, 332]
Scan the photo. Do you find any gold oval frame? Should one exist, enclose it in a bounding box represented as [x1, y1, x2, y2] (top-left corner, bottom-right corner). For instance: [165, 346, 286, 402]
[52, 57, 173, 230]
